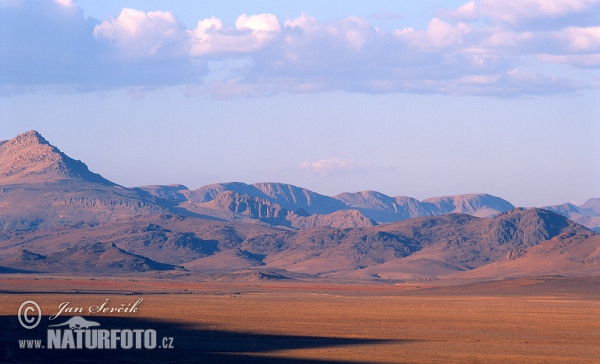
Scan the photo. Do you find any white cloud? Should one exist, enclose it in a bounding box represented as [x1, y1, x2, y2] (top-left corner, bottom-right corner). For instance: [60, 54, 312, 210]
[93, 8, 188, 60]
[446, 1, 479, 22]
[396, 18, 472, 49]
[236, 13, 280, 32]
[3, 0, 600, 95]
[283, 14, 383, 53]
[189, 13, 280, 56]
[300, 158, 365, 173]
[444, 0, 599, 24]
[557, 26, 600, 51]
[284, 13, 317, 29]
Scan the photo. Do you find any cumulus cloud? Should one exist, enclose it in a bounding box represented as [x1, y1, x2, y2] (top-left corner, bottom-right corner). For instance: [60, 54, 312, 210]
[557, 26, 600, 51]
[2, 0, 600, 96]
[435, 1, 600, 71]
[395, 18, 472, 49]
[0, 1, 207, 92]
[189, 13, 280, 56]
[300, 158, 365, 173]
[93, 8, 189, 60]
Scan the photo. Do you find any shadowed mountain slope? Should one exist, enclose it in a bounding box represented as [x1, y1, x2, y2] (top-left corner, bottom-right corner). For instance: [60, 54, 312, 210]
[459, 231, 600, 279]
[1, 204, 593, 278]
[256, 208, 594, 278]
[3, 242, 181, 274]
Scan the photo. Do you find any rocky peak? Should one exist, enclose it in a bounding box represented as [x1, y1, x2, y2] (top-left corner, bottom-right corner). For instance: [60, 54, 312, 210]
[0, 130, 114, 185]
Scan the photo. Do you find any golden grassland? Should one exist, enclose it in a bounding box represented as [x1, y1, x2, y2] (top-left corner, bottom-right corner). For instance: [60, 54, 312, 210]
[1, 276, 600, 363]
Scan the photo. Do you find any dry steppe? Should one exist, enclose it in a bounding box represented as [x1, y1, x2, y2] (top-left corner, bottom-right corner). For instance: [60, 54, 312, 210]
[1, 275, 599, 363]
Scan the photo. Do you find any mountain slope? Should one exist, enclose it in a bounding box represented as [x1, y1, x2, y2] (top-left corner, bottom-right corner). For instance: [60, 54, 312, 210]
[1, 130, 599, 280]
[421, 193, 515, 217]
[580, 198, 600, 213]
[0, 131, 169, 230]
[257, 208, 592, 278]
[0, 204, 596, 279]
[135, 184, 189, 201]
[458, 232, 600, 279]
[335, 191, 514, 222]
[544, 199, 600, 232]
[253, 182, 349, 214]
[1, 242, 181, 274]
[183, 182, 348, 215]
[185, 190, 376, 229]
[334, 191, 429, 222]
[0, 130, 114, 185]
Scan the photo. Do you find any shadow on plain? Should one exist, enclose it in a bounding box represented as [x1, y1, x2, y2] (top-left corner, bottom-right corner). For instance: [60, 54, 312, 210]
[1, 315, 412, 363]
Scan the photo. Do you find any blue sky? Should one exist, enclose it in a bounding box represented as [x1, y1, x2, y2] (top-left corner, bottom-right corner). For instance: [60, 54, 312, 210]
[1, 0, 599, 206]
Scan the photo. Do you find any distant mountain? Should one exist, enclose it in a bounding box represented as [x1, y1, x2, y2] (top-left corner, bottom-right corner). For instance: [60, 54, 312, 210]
[543, 199, 600, 233]
[140, 184, 515, 226]
[0, 131, 168, 230]
[460, 229, 600, 279]
[3, 203, 591, 279]
[139, 182, 373, 229]
[258, 208, 592, 279]
[187, 190, 376, 229]
[334, 191, 514, 222]
[201, 190, 290, 225]
[0, 130, 113, 185]
[181, 182, 348, 215]
[253, 182, 349, 214]
[334, 191, 429, 222]
[1, 130, 600, 280]
[421, 193, 515, 217]
[135, 184, 189, 202]
[581, 198, 600, 214]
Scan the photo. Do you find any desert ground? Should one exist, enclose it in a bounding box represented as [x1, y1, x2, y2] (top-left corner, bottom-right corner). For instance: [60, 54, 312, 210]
[1, 275, 600, 363]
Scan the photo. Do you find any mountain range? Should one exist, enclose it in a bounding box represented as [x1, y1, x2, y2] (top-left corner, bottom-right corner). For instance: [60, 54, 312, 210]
[1, 130, 599, 281]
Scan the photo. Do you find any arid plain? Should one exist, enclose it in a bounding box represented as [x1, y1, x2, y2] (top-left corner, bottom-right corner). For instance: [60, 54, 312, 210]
[2, 275, 600, 363]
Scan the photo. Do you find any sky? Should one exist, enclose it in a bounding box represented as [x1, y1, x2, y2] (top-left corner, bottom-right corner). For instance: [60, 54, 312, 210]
[1, 0, 599, 207]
